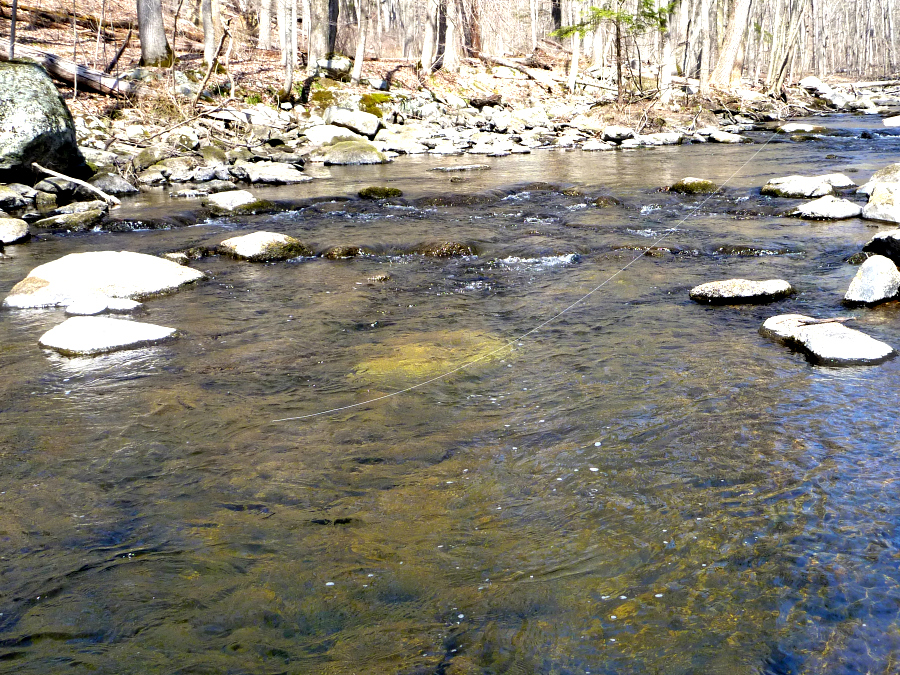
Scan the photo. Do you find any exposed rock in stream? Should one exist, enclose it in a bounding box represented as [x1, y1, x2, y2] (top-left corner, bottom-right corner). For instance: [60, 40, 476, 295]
[0, 217, 29, 244]
[789, 195, 862, 219]
[843, 255, 900, 305]
[760, 314, 895, 365]
[38, 316, 177, 356]
[218, 231, 313, 261]
[690, 279, 794, 304]
[761, 173, 855, 198]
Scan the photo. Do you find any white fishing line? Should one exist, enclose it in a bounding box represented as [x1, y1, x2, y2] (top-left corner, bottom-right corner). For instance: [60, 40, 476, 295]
[273, 120, 790, 423]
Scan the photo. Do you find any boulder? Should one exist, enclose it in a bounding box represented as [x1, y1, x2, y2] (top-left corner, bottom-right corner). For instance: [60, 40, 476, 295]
[857, 162, 900, 195]
[762, 173, 854, 198]
[790, 195, 863, 220]
[709, 130, 749, 143]
[582, 139, 615, 151]
[0, 62, 85, 180]
[414, 241, 476, 257]
[38, 316, 176, 356]
[233, 160, 312, 184]
[3, 251, 205, 309]
[324, 106, 381, 138]
[315, 140, 387, 165]
[689, 278, 794, 304]
[358, 186, 402, 199]
[218, 231, 312, 261]
[0, 185, 30, 210]
[799, 76, 834, 97]
[205, 189, 259, 212]
[90, 172, 139, 195]
[0, 217, 28, 244]
[843, 255, 900, 305]
[760, 314, 895, 365]
[32, 209, 105, 231]
[670, 177, 718, 194]
[303, 124, 365, 146]
[862, 228, 900, 263]
[600, 125, 634, 143]
[316, 56, 352, 79]
[883, 116, 900, 127]
[862, 184, 900, 224]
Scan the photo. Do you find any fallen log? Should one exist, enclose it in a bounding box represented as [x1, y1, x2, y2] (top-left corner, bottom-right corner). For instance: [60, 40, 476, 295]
[0, 39, 136, 96]
[0, 1, 132, 31]
[480, 54, 557, 91]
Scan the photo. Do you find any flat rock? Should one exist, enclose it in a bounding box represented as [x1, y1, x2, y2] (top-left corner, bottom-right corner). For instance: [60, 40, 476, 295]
[690, 278, 794, 304]
[862, 183, 900, 223]
[205, 189, 269, 214]
[762, 173, 854, 198]
[844, 254, 900, 305]
[428, 164, 490, 172]
[3, 251, 205, 308]
[778, 122, 827, 134]
[31, 209, 105, 231]
[65, 296, 142, 315]
[218, 231, 312, 261]
[581, 139, 615, 151]
[600, 125, 634, 142]
[709, 130, 749, 143]
[0, 217, 28, 243]
[760, 314, 895, 365]
[790, 195, 862, 219]
[314, 140, 387, 165]
[234, 160, 312, 184]
[38, 316, 176, 356]
[90, 172, 139, 195]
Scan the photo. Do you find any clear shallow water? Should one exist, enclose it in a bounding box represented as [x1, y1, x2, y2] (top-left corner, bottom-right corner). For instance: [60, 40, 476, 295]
[2, 116, 900, 674]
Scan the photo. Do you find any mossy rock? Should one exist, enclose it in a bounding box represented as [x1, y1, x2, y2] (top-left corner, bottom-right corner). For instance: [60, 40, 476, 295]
[414, 241, 476, 257]
[206, 199, 276, 216]
[322, 245, 370, 259]
[358, 186, 403, 199]
[318, 141, 386, 166]
[359, 92, 392, 118]
[846, 251, 875, 265]
[593, 195, 622, 207]
[32, 209, 105, 232]
[670, 177, 718, 194]
[198, 144, 228, 165]
[309, 88, 337, 111]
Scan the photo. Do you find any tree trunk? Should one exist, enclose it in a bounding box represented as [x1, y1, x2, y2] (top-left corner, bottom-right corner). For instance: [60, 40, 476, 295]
[709, 0, 751, 89]
[282, 0, 295, 97]
[420, 0, 439, 72]
[308, 0, 337, 66]
[202, 0, 223, 66]
[350, 0, 368, 83]
[615, 18, 622, 102]
[699, 0, 710, 95]
[659, 15, 675, 102]
[137, 0, 172, 65]
[568, 27, 579, 92]
[9, 0, 17, 58]
[443, 0, 460, 72]
[258, 0, 272, 49]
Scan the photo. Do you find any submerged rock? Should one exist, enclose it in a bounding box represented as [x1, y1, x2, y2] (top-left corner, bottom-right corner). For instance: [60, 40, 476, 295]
[760, 314, 895, 365]
[3, 251, 205, 308]
[38, 316, 176, 356]
[0, 217, 29, 244]
[670, 177, 718, 194]
[414, 241, 477, 257]
[428, 164, 491, 172]
[843, 255, 900, 305]
[322, 245, 369, 259]
[218, 231, 312, 261]
[790, 195, 862, 220]
[690, 278, 794, 304]
[862, 184, 900, 224]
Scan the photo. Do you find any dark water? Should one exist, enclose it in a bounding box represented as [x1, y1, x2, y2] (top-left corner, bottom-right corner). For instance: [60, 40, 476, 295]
[3, 116, 900, 674]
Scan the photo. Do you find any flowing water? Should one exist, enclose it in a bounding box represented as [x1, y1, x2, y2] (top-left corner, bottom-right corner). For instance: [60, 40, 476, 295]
[3, 117, 900, 674]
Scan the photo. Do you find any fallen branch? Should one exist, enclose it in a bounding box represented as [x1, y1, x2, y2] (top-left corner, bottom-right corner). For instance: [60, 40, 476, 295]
[32, 162, 121, 206]
[103, 26, 131, 73]
[0, 39, 135, 96]
[480, 53, 557, 91]
[193, 29, 228, 107]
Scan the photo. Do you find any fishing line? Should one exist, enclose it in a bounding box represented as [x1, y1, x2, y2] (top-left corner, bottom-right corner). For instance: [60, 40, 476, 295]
[273, 115, 792, 424]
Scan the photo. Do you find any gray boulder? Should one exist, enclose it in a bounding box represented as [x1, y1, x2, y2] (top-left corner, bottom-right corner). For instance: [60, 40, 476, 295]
[760, 314, 895, 365]
[0, 217, 28, 244]
[0, 62, 85, 180]
[843, 254, 900, 305]
[316, 56, 352, 79]
[303, 124, 365, 146]
[690, 278, 794, 304]
[324, 106, 381, 138]
[233, 160, 312, 184]
[600, 125, 634, 143]
[3, 251, 205, 309]
[862, 184, 900, 224]
[0, 185, 29, 210]
[709, 130, 749, 143]
[790, 195, 862, 219]
[90, 172, 139, 195]
[38, 316, 176, 356]
[314, 140, 387, 165]
[858, 163, 900, 195]
[799, 76, 834, 97]
[32, 209, 105, 231]
[862, 228, 900, 263]
[218, 231, 312, 261]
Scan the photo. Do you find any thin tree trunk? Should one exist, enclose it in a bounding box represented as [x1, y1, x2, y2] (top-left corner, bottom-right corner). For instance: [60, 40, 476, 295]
[709, 0, 751, 89]
[258, 0, 272, 49]
[699, 0, 710, 95]
[9, 0, 16, 58]
[420, 0, 439, 73]
[529, 0, 537, 51]
[93, 0, 105, 66]
[568, 27, 579, 92]
[282, 0, 295, 97]
[350, 0, 368, 83]
[444, 0, 460, 72]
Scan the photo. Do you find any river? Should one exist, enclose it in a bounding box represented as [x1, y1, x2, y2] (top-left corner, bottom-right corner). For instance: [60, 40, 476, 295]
[2, 115, 900, 674]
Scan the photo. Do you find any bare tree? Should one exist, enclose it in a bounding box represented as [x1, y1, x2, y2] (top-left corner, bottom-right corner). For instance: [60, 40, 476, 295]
[351, 0, 369, 83]
[258, 0, 273, 49]
[137, 0, 174, 65]
[710, 0, 752, 89]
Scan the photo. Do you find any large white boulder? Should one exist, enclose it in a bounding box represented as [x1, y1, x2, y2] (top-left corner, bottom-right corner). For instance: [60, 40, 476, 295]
[0, 217, 28, 244]
[690, 279, 794, 304]
[38, 316, 176, 355]
[762, 174, 854, 198]
[324, 106, 381, 138]
[862, 184, 900, 224]
[761, 314, 895, 365]
[233, 160, 311, 184]
[2, 251, 205, 309]
[857, 162, 900, 195]
[790, 195, 862, 220]
[844, 255, 900, 305]
[303, 124, 365, 146]
[205, 189, 258, 212]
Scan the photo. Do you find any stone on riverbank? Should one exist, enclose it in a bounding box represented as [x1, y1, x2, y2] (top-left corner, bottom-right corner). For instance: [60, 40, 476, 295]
[670, 177, 718, 194]
[0, 218, 29, 244]
[0, 62, 85, 181]
[857, 163, 900, 195]
[789, 195, 863, 219]
[3, 251, 205, 309]
[843, 255, 900, 305]
[760, 314, 895, 365]
[38, 316, 176, 356]
[218, 231, 313, 262]
[600, 125, 634, 143]
[303, 124, 365, 146]
[90, 172, 139, 195]
[324, 106, 382, 138]
[690, 279, 794, 304]
[233, 160, 312, 184]
[777, 122, 827, 134]
[862, 184, 900, 224]
[315, 140, 388, 165]
[32, 209, 106, 232]
[709, 130, 749, 143]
